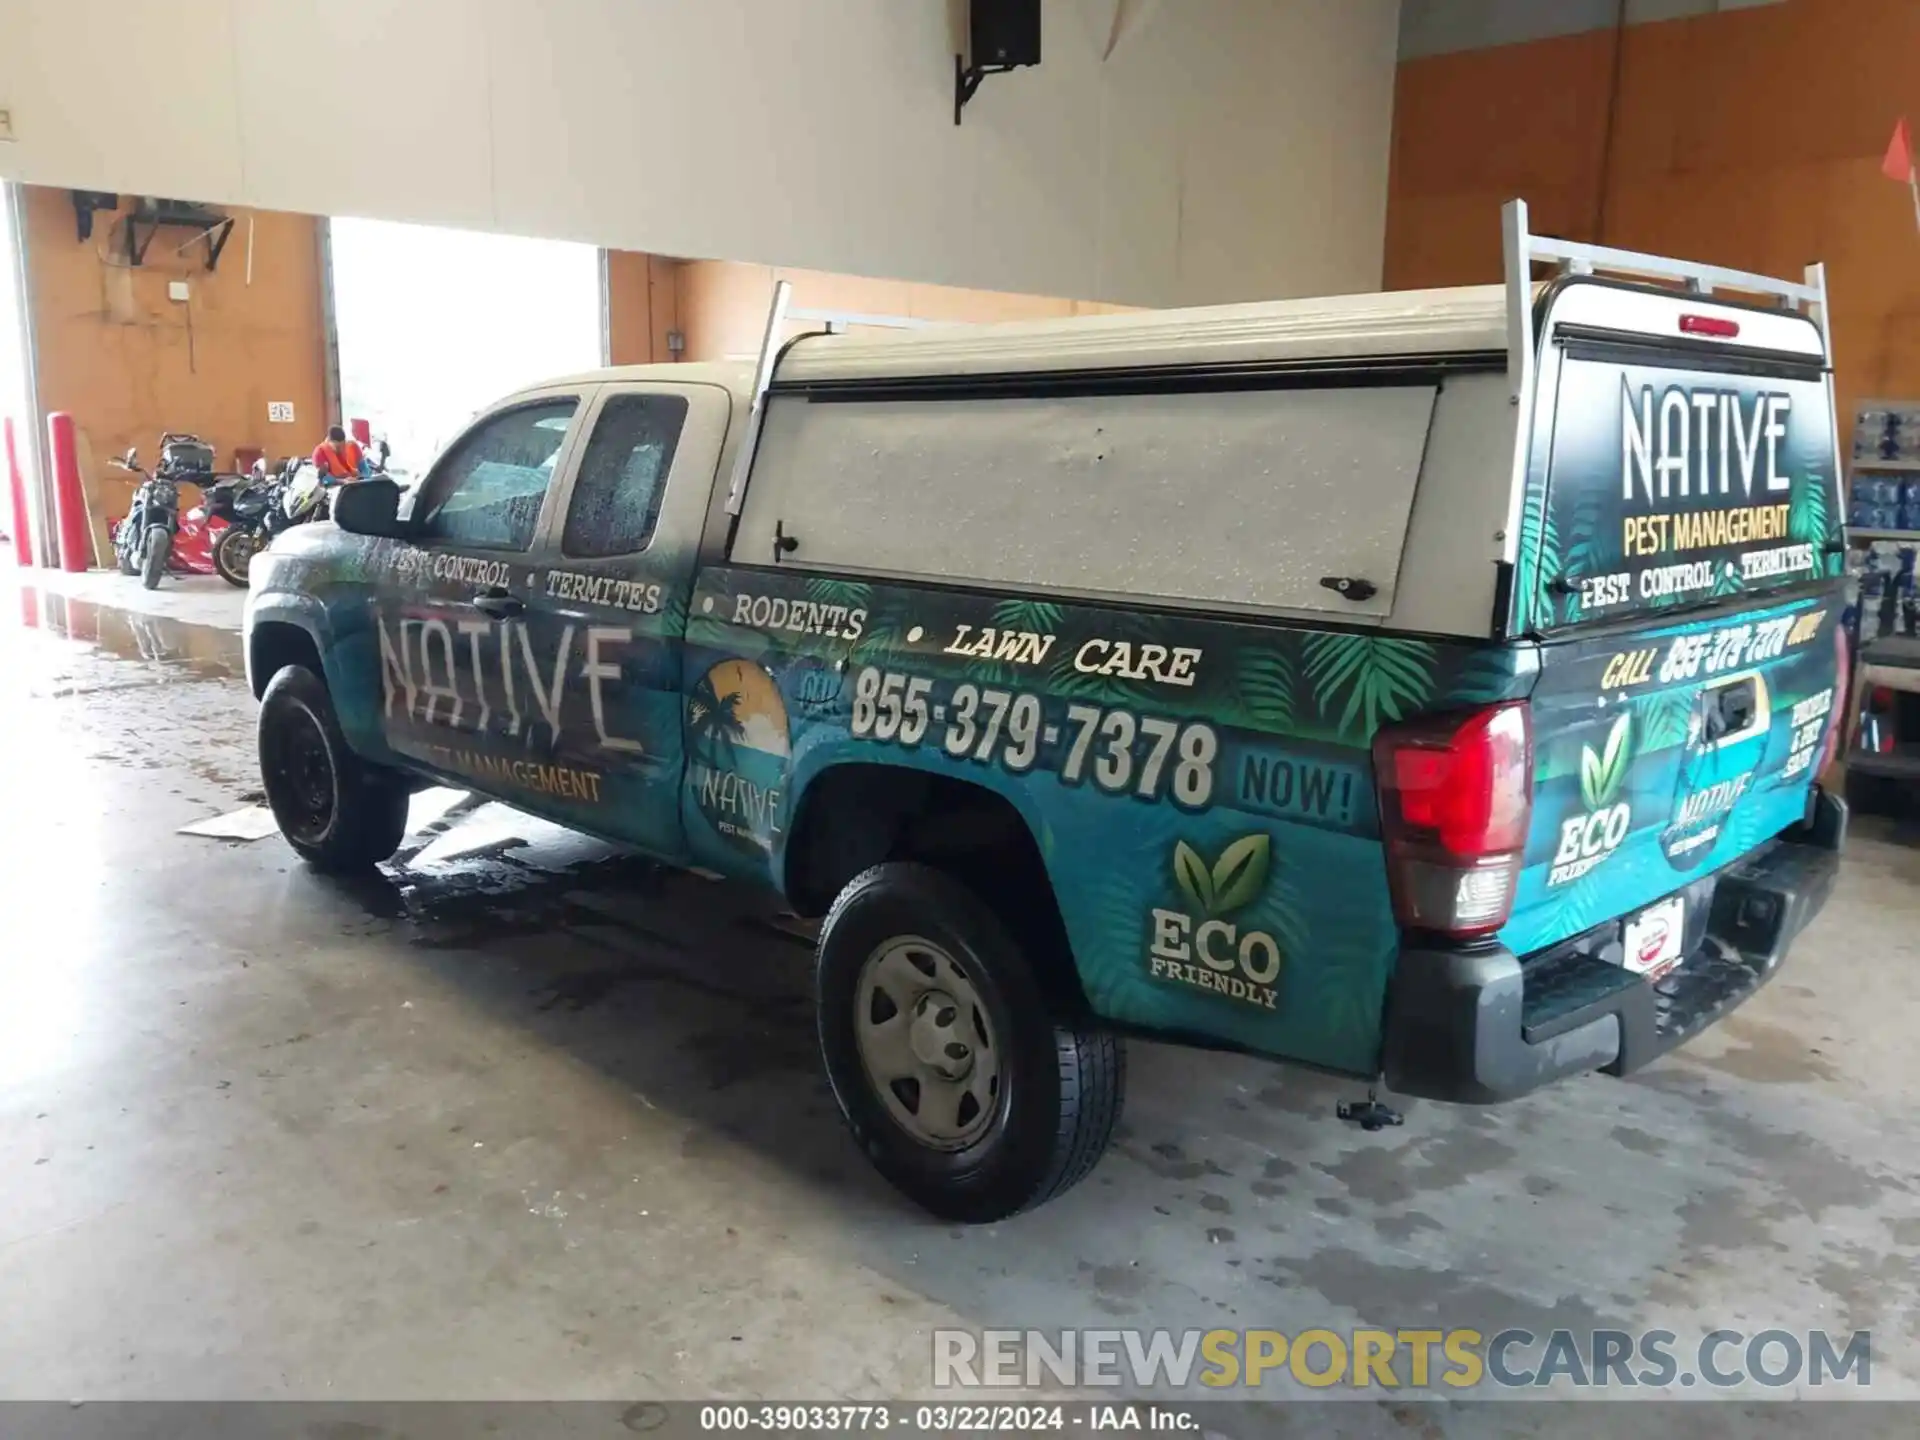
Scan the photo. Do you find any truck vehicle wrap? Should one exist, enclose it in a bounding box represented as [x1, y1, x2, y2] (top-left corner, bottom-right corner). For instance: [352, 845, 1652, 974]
[247, 202, 1847, 1219]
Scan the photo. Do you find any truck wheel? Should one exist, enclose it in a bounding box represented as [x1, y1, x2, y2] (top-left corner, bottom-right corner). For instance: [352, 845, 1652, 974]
[815, 862, 1124, 1222]
[258, 664, 409, 872]
[140, 526, 171, 589]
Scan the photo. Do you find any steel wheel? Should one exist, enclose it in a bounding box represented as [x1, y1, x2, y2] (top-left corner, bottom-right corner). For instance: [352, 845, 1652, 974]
[855, 936, 1002, 1151]
[261, 698, 337, 846]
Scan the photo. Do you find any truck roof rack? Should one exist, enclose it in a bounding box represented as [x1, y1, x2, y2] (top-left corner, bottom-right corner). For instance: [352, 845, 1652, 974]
[1500, 197, 1832, 392]
[1497, 197, 1836, 575]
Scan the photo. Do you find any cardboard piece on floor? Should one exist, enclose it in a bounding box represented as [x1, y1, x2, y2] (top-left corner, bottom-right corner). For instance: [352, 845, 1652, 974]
[178, 805, 283, 841]
[405, 786, 473, 832]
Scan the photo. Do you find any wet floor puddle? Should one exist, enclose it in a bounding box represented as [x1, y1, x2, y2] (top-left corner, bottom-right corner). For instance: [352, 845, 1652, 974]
[7, 583, 245, 680]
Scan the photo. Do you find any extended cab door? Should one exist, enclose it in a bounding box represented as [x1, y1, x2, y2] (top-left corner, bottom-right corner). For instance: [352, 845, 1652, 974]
[374, 388, 590, 798]
[513, 381, 732, 858]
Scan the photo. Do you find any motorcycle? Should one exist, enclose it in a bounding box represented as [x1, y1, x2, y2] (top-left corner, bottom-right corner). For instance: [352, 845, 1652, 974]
[110, 448, 186, 589]
[280, 440, 392, 533]
[207, 458, 291, 587]
[208, 439, 396, 586]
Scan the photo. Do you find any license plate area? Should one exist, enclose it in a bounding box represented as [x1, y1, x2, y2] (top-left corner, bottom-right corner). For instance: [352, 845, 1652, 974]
[1622, 896, 1686, 981]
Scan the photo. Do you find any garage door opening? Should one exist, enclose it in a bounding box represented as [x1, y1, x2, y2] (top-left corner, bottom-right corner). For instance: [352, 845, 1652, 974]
[1, 184, 34, 557]
[329, 218, 602, 478]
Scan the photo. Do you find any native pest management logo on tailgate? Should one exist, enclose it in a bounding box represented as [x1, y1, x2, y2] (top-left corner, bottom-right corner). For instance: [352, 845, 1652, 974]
[1550, 715, 1633, 887]
[1147, 835, 1284, 1012]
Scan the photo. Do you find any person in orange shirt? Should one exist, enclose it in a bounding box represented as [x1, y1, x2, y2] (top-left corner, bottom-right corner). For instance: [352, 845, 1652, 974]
[311, 426, 365, 480]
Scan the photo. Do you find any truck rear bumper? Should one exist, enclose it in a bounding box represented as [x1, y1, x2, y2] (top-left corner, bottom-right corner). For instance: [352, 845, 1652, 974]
[1380, 788, 1846, 1105]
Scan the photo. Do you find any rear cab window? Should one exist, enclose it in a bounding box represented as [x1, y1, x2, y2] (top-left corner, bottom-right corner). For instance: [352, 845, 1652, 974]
[1521, 282, 1843, 634]
[561, 392, 689, 558]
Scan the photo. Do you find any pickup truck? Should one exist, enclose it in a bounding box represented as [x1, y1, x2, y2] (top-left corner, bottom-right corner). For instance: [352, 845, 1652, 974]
[247, 203, 1848, 1222]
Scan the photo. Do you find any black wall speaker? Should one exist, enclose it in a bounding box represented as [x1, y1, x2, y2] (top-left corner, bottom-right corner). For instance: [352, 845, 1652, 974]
[970, 0, 1041, 69]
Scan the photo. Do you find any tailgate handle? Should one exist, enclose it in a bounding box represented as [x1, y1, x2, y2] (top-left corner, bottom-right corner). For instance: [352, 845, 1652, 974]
[1702, 678, 1758, 744]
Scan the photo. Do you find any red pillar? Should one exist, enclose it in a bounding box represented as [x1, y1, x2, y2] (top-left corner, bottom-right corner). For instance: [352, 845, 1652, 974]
[46, 412, 92, 573]
[4, 415, 32, 567]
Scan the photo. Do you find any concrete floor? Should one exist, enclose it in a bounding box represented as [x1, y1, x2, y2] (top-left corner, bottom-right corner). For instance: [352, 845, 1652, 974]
[2, 568, 1917, 1434]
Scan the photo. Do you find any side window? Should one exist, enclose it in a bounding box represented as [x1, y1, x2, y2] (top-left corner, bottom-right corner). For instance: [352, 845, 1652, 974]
[415, 398, 578, 551]
[561, 392, 690, 558]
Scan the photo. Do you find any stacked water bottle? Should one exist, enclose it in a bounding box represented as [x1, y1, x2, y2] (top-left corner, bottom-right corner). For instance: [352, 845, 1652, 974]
[1849, 400, 1920, 533]
[1846, 474, 1920, 532]
[1845, 541, 1920, 644]
[1854, 402, 1920, 462]
[1843, 402, 1920, 642]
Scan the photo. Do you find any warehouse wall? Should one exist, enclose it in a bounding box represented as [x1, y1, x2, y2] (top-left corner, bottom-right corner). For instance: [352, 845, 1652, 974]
[605, 252, 683, 369]
[20, 187, 327, 542]
[1397, 0, 1786, 59]
[0, 0, 1401, 308]
[17, 186, 1131, 551]
[672, 261, 1137, 364]
[1384, 0, 1918, 449]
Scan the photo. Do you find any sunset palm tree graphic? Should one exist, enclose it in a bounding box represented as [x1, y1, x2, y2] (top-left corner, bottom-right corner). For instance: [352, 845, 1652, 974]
[688, 671, 747, 768]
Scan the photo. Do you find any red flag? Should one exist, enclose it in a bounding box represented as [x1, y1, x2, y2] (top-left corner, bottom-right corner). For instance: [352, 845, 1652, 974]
[1884, 117, 1914, 183]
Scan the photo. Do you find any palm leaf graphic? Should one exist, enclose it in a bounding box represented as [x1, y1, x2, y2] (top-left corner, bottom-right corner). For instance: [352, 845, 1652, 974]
[804, 578, 872, 611]
[1632, 687, 1694, 753]
[1172, 841, 1214, 914]
[1235, 649, 1295, 730]
[1789, 471, 1832, 545]
[1516, 481, 1562, 629]
[1302, 634, 1437, 743]
[1209, 834, 1271, 915]
[990, 599, 1064, 637]
[1559, 487, 1617, 624]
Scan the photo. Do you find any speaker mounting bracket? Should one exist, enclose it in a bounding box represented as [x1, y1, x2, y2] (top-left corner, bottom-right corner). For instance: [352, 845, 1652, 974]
[954, 53, 1019, 125]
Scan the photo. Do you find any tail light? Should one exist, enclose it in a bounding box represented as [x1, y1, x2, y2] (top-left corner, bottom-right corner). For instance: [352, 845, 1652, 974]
[1680, 314, 1741, 339]
[1373, 703, 1534, 939]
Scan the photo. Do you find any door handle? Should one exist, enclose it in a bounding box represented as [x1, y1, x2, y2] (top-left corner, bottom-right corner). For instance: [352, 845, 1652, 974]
[471, 587, 524, 620]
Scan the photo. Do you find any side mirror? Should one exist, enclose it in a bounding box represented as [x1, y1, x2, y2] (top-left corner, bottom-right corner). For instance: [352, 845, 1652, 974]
[331, 476, 412, 538]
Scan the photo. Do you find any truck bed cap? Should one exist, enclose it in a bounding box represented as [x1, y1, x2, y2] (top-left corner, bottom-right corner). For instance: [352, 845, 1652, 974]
[774, 284, 1510, 385]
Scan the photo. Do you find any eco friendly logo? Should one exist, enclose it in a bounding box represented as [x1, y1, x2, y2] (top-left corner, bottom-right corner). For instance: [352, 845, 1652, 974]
[1147, 834, 1284, 1012]
[1549, 714, 1633, 887]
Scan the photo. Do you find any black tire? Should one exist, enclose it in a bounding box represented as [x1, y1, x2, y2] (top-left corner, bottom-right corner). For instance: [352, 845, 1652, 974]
[139, 526, 170, 589]
[213, 526, 258, 587]
[258, 664, 410, 872]
[815, 862, 1123, 1222]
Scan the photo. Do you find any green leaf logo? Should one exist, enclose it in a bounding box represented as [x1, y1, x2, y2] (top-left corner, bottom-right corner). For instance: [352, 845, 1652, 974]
[1579, 714, 1632, 810]
[1210, 834, 1272, 915]
[1173, 841, 1215, 914]
[1171, 834, 1273, 916]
